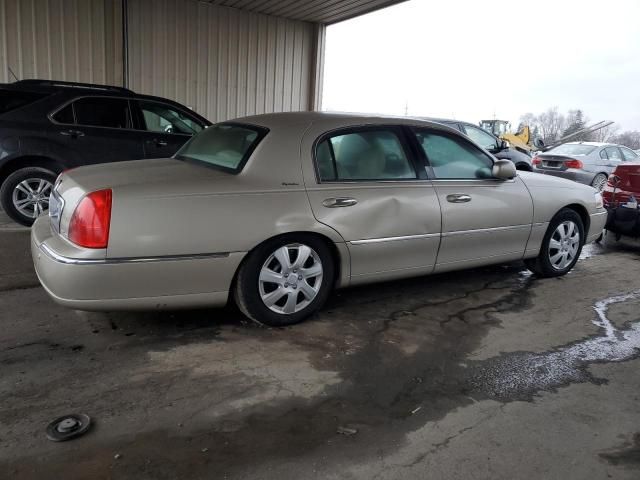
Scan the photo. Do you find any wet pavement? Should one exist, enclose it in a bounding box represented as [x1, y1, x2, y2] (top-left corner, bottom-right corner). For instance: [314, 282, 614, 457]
[1, 220, 640, 479]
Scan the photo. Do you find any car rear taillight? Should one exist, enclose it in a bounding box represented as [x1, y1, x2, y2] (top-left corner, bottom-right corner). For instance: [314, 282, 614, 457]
[564, 159, 583, 169]
[532, 156, 541, 166]
[68, 189, 112, 249]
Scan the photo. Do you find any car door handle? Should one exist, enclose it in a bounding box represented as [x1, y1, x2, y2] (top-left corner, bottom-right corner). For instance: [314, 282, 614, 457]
[59, 129, 85, 137]
[446, 194, 472, 203]
[147, 138, 168, 147]
[322, 197, 358, 208]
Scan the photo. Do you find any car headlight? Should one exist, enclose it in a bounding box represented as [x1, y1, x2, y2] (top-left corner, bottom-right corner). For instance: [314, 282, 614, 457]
[595, 192, 604, 209]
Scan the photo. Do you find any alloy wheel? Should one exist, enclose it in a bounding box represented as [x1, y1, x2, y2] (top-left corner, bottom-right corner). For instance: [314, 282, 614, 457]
[12, 178, 53, 219]
[548, 220, 581, 270]
[258, 243, 324, 315]
[592, 174, 607, 192]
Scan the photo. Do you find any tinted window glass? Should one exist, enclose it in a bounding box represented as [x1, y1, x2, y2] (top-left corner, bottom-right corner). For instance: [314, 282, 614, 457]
[176, 123, 265, 172]
[414, 129, 493, 179]
[73, 97, 132, 129]
[0, 90, 48, 114]
[52, 104, 74, 124]
[620, 147, 638, 161]
[548, 144, 597, 155]
[605, 147, 622, 161]
[464, 125, 499, 150]
[316, 130, 415, 181]
[138, 100, 203, 135]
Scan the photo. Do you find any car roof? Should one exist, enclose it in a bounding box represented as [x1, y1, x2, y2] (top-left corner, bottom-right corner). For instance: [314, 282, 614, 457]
[2, 79, 135, 96]
[231, 111, 456, 131]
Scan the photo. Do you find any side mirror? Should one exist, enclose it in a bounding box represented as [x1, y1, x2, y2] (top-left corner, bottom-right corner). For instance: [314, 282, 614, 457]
[492, 159, 517, 180]
[499, 139, 509, 150]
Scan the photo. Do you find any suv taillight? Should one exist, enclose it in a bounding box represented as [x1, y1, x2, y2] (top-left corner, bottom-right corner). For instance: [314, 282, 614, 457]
[68, 189, 112, 249]
[564, 159, 583, 169]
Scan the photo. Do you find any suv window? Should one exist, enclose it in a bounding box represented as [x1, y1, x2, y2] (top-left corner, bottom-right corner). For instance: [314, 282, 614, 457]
[605, 147, 623, 161]
[138, 100, 203, 135]
[414, 129, 494, 179]
[72, 97, 133, 129]
[463, 124, 499, 151]
[0, 90, 49, 115]
[52, 104, 74, 124]
[620, 147, 638, 161]
[316, 129, 416, 181]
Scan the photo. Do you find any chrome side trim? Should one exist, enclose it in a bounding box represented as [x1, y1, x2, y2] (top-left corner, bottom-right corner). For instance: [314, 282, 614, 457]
[349, 233, 440, 245]
[40, 243, 229, 265]
[442, 224, 531, 237]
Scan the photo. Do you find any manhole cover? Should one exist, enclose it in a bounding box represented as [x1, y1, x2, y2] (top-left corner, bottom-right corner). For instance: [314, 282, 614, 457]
[46, 413, 91, 442]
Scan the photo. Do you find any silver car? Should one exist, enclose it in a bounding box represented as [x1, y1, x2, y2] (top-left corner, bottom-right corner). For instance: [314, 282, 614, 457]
[31, 113, 607, 326]
[533, 142, 639, 191]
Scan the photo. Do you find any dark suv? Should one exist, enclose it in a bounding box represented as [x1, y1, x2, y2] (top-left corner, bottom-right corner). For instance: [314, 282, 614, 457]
[426, 118, 533, 172]
[0, 80, 210, 225]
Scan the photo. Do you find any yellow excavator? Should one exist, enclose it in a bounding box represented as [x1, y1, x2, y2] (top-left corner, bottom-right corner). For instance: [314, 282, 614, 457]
[479, 120, 541, 155]
[479, 119, 615, 154]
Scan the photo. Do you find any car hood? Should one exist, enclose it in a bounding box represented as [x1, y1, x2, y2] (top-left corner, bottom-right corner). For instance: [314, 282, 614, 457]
[517, 170, 596, 191]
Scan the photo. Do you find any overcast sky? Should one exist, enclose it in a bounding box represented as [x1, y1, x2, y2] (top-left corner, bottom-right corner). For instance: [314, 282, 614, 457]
[322, 0, 640, 131]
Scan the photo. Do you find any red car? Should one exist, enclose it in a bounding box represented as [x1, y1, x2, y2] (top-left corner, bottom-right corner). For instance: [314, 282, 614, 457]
[602, 161, 640, 205]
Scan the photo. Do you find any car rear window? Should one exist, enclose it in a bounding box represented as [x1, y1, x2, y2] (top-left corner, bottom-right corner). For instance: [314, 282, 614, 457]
[0, 89, 49, 115]
[175, 123, 267, 173]
[547, 144, 597, 155]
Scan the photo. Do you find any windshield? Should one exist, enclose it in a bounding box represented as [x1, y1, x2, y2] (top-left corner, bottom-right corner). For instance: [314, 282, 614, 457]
[175, 123, 267, 172]
[548, 144, 597, 156]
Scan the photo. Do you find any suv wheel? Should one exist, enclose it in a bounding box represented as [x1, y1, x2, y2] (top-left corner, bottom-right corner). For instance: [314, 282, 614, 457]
[234, 235, 335, 326]
[0, 167, 57, 226]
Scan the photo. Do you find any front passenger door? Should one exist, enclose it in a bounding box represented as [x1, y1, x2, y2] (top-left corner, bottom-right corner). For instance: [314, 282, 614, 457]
[411, 128, 533, 272]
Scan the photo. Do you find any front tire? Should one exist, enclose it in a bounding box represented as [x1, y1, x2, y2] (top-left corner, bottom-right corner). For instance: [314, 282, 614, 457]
[234, 235, 335, 326]
[0, 167, 57, 226]
[525, 208, 584, 277]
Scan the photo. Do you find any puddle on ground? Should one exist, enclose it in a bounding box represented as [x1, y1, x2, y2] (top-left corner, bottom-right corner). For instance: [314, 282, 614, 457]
[468, 290, 640, 401]
[579, 242, 605, 260]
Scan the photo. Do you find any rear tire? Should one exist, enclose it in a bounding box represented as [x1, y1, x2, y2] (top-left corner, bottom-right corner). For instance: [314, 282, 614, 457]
[591, 173, 608, 192]
[0, 167, 57, 226]
[234, 235, 335, 327]
[525, 208, 584, 278]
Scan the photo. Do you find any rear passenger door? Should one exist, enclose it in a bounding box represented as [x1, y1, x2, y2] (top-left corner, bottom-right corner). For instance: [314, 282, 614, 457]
[133, 100, 205, 159]
[49, 96, 144, 166]
[604, 146, 624, 172]
[410, 127, 533, 271]
[300, 125, 442, 284]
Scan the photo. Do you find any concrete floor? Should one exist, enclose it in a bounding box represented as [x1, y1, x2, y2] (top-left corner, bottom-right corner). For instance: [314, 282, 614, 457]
[1, 210, 640, 480]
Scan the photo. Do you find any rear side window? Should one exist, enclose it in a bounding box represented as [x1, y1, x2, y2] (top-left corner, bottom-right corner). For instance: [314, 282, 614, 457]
[605, 147, 623, 161]
[73, 97, 133, 129]
[0, 90, 49, 115]
[52, 104, 74, 124]
[175, 123, 267, 173]
[315, 129, 416, 181]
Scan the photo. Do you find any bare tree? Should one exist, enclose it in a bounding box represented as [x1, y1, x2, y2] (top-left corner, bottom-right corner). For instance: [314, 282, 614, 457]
[609, 130, 640, 149]
[589, 123, 620, 143]
[536, 107, 566, 144]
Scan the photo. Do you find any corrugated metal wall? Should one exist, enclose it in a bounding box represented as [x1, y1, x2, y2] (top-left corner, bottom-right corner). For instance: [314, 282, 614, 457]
[127, 0, 318, 121]
[0, 0, 322, 121]
[0, 0, 123, 85]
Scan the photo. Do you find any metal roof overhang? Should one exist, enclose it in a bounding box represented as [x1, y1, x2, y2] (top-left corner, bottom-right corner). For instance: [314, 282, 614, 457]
[200, 0, 408, 24]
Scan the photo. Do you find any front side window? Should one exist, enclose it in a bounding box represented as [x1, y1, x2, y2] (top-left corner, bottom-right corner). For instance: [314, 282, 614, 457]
[138, 100, 203, 135]
[620, 147, 638, 161]
[414, 129, 494, 179]
[464, 125, 499, 151]
[605, 147, 623, 161]
[316, 129, 416, 181]
[73, 97, 132, 129]
[175, 123, 266, 173]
